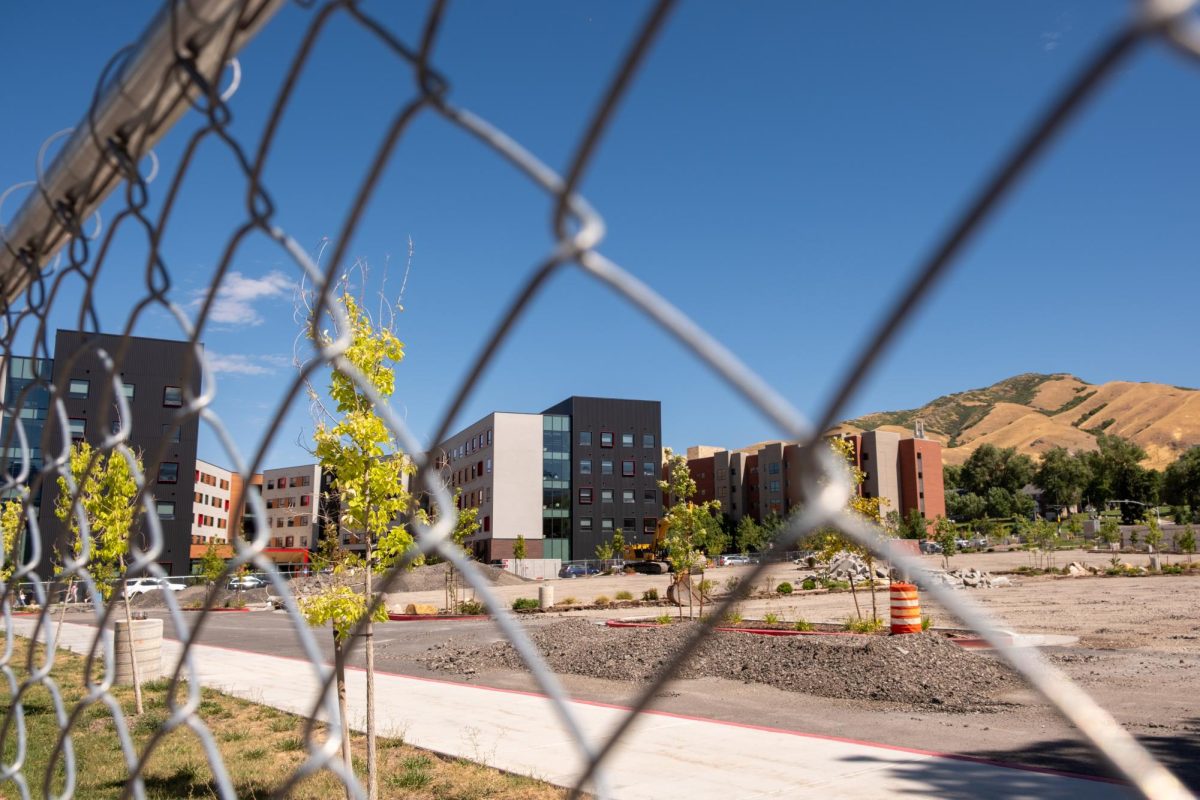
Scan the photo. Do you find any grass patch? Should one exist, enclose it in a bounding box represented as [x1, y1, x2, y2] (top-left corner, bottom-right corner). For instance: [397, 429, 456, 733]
[511, 597, 540, 612]
[0, 636, 567, 799]
[614, 591, 633, 601]
[641, 588, 658, 601]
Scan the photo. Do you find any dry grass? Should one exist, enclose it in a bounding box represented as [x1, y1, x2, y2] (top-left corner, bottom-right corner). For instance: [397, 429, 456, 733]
[0, 637, 566, 799]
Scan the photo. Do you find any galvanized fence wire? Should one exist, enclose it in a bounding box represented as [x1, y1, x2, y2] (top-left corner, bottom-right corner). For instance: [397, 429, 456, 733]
[0, 0, 1195, 798]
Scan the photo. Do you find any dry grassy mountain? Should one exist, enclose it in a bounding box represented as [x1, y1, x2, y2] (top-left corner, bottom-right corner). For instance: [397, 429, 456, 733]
[833, 373, 1200, 470]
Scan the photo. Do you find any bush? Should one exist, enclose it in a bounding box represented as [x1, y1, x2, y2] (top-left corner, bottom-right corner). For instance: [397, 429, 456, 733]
[842, 617, 885, 633]
[698, 579, 715, 600]
[763, 612, 779, 625]
[921, 615, 933, 631]
[793, 619, 813, 632]
[614, 590, 633, 601]
[511, 597, 540, 611]
[724, 576, 741, 594]
[655, 613, 672, 625]
[776, 582, 793, 595]
[594, 595, 611, 607]
[642, 588, 659, 601]
[821, 578, 850, 591]
[456, 599, 486, 615]
[556, 596, 578, 606]
[723, 611, 743, 625]
[801, 577, 817, 591]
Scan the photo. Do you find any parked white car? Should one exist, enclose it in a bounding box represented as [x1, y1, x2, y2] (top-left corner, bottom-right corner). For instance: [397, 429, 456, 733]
[123, 578, 185, 596]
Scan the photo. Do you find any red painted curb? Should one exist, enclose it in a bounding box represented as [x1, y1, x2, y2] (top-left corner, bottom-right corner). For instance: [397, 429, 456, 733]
[180, 607, 251, 613]
[387, 614, 489, 622]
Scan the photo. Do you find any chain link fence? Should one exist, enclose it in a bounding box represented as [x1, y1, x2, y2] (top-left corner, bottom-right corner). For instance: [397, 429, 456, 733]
[0, 0, 1197, 797]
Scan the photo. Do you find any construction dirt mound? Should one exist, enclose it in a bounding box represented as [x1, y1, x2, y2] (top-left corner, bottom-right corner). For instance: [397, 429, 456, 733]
[130, 584, 269, 609]
[420, 619, 1019, 712]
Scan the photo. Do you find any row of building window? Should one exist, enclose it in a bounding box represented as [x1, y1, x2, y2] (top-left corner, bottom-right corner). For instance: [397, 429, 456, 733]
[578, 431, 655, 449]
[451, 458, 491, 486]
[270, 536, 308, 548]
[459, 487, 492, 509]
[193, 491, 230, 510]
[449, 429, 493, 462]
[580, 459, 655, 477]
[578, 517, 657, 533]
[266, 495, 311, 509]
[67, 379, 183, 407]
[195, 513, 227, 529]
[266, 475, 311, 490]
[70, 419, 183, 442]
[195, 471, 230, 490]
[578, 488, 657, 504]
[275, 515, 311, 528]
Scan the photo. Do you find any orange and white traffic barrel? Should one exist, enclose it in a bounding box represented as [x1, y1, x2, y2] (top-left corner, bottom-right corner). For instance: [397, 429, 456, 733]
[890, 582, 921, 635]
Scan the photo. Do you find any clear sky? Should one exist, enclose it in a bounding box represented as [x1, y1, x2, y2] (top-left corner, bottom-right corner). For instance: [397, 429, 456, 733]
[2, 1, 1197, 471]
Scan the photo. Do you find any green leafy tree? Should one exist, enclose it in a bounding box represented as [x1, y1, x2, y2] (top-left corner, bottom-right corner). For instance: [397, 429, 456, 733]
[513, 533, 527, 564]
[960, 445, 1035, 496]
[1163, 446, 1200, 511]
[1178, 525, 1196, 561]
[897, 508, 927, 540]
[948, 491, 987, 521]
[198, 539, 225, 585]
[942, 464, 962, 493]
[594, 539, 613, 562]
[735, 516, 766, 554]
[658, 448, 722, 618]
[984, 486, 1015, 519]
[1082, 434, 1159, 522]
[1143, 511, 1164, 569]
[55, 441, 145, 713]
[1035, 447, 1091, 509]
[1099, 516, 1121, 549]
[310, 289, 414, 800]
[933, 516, 958, 570]
[0, 494, 26, 587]
[611, 528, 625, 562]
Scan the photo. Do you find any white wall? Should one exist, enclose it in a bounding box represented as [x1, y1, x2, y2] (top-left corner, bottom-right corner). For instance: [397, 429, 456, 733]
[493, 413, 544, 541]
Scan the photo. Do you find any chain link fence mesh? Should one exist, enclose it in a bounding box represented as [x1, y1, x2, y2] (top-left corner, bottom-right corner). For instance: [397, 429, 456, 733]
[0, 0, 1197, 797]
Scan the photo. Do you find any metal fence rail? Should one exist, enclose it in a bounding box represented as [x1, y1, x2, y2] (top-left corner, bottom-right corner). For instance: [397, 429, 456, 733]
[0, 0, 1197, 798]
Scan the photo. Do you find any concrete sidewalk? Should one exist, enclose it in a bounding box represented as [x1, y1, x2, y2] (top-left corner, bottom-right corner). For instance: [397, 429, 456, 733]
[13, 619, 1131, 799]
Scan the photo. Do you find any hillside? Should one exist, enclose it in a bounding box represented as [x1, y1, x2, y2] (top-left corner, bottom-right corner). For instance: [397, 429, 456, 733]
[839, 373, 1200, 470]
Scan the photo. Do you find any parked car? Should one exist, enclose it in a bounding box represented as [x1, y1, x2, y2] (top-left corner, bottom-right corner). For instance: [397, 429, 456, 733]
[122, 578, 161, 597]
[719, 555, 751, 566]
[160, 578, 187, 592]
[558, 565, 600, 579]
[227, 575, 266, 590]
[919, 541, 943, 555]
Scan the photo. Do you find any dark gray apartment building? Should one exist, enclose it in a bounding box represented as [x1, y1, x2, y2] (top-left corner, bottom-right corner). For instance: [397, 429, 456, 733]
[433, 396, 662, 562]
[19, 330, 203, 575]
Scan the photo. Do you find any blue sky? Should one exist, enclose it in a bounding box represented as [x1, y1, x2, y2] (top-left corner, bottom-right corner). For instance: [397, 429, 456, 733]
[2, 2, 1198, 470]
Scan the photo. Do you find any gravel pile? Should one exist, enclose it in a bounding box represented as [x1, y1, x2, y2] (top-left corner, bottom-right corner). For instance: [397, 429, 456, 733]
[130, 585, 269, 609]
[421, 619, 1018, 711]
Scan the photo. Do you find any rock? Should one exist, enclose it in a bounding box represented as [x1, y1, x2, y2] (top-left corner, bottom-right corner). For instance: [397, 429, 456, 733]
[405, 603, 439, 615]
[1067, 563, 1088, 577]
[989, 576, 1012, 588]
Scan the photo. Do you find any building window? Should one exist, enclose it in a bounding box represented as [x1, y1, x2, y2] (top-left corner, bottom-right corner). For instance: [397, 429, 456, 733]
[285, 536, 294, 547]
[580, 460, 592, 475]
[768, 480, 780, 492]
[600, 432, 613, 448]
[158, 462, 179, 483]
[486, 487, 492, 502]
[601, 460, 613, 475]
[483, 516, 491, 532]
[643, 434, 655, 448]
[622, 461, 635, 477]
[156, 501, 176, 520]
[580, 517, 592, 530]
[68, 379, 89, 399]
[300, 536, 308, 547]
[68, 418, 86, 440]
[579, 431, 592, 446]
[601, 489, 613, 504]
[621, 433, 634, 447]
[266, 480, 274, 490]
[579, 488, 593, 504]
[601, 518, 614, 530]
[643, 461, 655, 477]
[121, 383, 135, 400]
[768, 462, 780, 475]
[644, 489, 656, 503]
[861, 452, 869, 461]
[623, 517, 635, 531]
[644, 518, 657, 534]
[301, 495, 311, 507]
[487, 429, 493, 446]
[486, 458, 492, 473]
[622, 489, 635, 504]
[163, 386, 183, 407]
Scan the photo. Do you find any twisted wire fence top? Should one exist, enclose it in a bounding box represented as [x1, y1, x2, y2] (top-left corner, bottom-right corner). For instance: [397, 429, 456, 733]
[0, 1, 1197, 798]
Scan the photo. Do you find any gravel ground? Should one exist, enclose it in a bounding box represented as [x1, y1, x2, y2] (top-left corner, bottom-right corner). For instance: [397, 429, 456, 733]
[420, 618, 1019, 711]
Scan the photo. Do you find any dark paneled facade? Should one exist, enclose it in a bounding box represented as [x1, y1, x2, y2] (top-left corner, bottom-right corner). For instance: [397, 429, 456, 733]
[543, 396, 662, 561]
[37, 330, 202, 576]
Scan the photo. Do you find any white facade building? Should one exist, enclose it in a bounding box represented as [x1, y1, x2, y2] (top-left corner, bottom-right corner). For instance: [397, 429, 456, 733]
[191, 459, 233, 543]
[263, 463, 321, 550]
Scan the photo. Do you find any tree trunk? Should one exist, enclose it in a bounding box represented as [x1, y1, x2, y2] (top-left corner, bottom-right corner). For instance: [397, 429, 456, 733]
[848, 575, 862, 621]
[865, 555, 877, 623]
[121, 577, 144, 715]
[364, 537, 377, 800]
[333, 634, 353, 800]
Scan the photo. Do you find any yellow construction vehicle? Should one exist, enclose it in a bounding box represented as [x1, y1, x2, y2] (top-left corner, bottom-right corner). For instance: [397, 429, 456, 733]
[623, 519, 671, 574]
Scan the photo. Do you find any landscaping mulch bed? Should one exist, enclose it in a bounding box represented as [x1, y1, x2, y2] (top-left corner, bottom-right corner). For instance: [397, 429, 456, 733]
[420, 618, 1020, 712]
